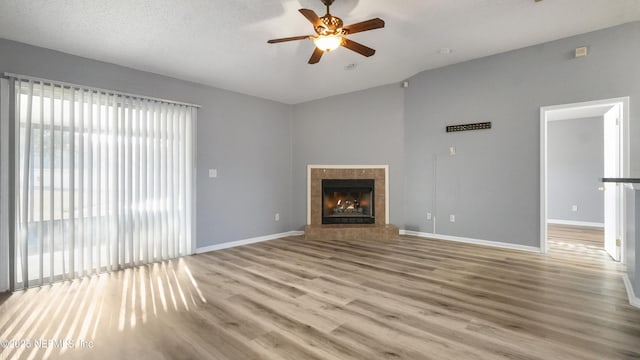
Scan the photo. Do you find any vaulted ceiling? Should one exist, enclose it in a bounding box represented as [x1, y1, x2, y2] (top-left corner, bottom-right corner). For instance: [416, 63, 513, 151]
[1, 0, 639, 104]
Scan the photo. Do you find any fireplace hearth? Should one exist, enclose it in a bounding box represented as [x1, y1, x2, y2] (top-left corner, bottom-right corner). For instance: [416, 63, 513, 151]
[322, 179, 375, 224]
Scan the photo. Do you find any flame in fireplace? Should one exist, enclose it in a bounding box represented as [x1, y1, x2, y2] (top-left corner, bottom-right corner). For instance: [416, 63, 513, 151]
[333, 198, 361, 213]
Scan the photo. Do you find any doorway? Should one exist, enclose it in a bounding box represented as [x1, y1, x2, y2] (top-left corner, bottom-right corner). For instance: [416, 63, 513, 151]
[540, 97, 629, 261]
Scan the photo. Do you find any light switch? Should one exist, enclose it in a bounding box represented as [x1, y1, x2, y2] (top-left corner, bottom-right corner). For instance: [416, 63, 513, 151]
[209, 169, 217, 178]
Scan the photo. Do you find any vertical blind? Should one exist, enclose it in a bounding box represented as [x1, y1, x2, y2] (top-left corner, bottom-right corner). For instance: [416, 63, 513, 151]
[11, 76, 196, 289]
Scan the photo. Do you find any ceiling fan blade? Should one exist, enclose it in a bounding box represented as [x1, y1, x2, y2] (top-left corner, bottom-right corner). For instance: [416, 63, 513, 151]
[299, 8, 321, 26]
[343, 18, 385, 35]
[308, 47, 324, 64]
[341, 38, 375, 57]
[267, 35, 310, 44]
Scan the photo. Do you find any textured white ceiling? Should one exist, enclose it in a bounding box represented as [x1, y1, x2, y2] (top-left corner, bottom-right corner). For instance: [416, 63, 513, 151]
[1, 0, 639, 104]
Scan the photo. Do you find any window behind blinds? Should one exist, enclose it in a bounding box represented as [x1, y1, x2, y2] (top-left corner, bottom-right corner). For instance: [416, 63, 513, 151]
[10, 76, 196, 289]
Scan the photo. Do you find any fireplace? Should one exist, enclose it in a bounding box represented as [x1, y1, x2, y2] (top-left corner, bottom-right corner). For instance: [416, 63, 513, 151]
[322, 179, 375, 224]
[305, 165, 399, 240]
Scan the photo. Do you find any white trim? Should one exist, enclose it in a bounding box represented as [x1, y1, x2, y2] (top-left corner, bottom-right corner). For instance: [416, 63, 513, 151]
[307, 165, 390, 225]
[622, 274, 640, 309]
[400, 230, 542, 253]
[540, 106, 548, 253]
[547, 219, 605, 228]
[0, 78, 8, 292]
[195, 231, 304, 254]
[307, 166, 311, 225]
[540, 97, 630, 257]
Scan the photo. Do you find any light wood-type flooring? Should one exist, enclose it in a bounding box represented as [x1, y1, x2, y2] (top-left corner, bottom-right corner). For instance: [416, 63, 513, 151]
[1, 225, 639, 359]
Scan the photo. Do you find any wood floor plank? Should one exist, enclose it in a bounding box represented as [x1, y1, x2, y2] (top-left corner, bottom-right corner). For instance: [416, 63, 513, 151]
[1, 225, 639, 359]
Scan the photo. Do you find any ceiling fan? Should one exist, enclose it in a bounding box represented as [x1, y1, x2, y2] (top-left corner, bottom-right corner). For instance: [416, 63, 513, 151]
[267, 0, 385, 64]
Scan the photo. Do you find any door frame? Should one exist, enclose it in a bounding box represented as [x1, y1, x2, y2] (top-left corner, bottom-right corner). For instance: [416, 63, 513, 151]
[540, 97, 630, 257]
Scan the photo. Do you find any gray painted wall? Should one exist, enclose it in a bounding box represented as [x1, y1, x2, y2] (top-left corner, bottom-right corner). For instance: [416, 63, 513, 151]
[404, 22, 640, 247]
[0, 38, 293, 249]
[548, 117, 604, 223]
[626, 187, 639, 297]
[291, 84, 405, 229]
[635, 190, 640, 297]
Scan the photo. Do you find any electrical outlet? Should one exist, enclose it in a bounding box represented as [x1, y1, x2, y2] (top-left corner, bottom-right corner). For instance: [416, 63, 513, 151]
[449, 214, 456, 222]
[275, 213, 280, 221]
[571, 205, 578, 212]
[208, 169, 217, 178]
[427, 212, 432, 220]
[449, 146, 456, 156]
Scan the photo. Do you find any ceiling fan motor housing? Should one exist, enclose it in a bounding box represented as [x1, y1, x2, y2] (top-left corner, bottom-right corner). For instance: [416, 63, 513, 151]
[316, 15, 344, 36]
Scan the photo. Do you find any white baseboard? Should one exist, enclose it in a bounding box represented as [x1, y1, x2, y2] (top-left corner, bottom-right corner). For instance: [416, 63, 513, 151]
[547, 219, 604, 228]
[399, 230, 541, 253]
[622, 274, 640, 309]
[195, 231, 304, 254]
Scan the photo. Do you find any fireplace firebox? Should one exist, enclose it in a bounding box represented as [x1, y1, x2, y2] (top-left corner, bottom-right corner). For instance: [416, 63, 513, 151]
[322, 179, 375, 224]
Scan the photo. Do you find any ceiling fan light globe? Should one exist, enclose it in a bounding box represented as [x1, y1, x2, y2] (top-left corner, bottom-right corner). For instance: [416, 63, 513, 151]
[314, 35, 342, 52]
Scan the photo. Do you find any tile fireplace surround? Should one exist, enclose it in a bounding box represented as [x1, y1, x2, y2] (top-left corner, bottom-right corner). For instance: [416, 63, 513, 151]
[305, 165, 400, 240]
